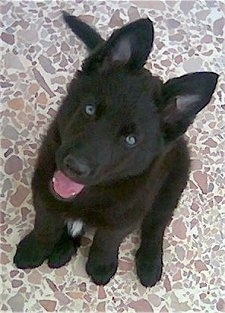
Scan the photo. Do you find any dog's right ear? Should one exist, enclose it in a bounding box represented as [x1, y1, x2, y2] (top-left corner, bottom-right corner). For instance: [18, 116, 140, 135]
[62, 11, 104, 51]
[63, 13, 154, 71]
[102, 18, 154, 70]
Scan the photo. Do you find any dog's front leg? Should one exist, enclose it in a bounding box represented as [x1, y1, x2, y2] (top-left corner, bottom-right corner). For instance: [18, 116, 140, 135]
[86, 227, 132, 285]
[136, 157, 189, 287]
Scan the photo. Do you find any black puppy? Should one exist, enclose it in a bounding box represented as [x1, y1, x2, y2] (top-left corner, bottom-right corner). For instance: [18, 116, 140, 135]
[14, 12, 218, 287]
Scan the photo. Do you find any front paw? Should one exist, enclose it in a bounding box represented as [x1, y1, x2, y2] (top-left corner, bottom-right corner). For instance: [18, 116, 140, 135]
[48, 234, 81, 268]
[14, 231, 47, 269]
[136, 249, 163, 287]
[86, 255, 118, 285]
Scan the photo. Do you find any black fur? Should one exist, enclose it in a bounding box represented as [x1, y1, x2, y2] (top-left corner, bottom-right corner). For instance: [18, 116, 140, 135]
[14, 13, 218, 287]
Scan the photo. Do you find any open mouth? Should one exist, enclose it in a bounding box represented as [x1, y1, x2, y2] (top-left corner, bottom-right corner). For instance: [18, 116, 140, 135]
[52, 170, 85, 199]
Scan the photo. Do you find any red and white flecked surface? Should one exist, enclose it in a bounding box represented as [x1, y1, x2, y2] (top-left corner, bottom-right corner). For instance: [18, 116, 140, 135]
[1, 1, 225, 312]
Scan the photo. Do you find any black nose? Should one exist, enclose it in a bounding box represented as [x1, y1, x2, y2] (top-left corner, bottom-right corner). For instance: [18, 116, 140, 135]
[63, 155, 91, 178]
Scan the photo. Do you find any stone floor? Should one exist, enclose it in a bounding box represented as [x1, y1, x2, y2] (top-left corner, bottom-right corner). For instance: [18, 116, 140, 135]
[1, 1, 225, 312]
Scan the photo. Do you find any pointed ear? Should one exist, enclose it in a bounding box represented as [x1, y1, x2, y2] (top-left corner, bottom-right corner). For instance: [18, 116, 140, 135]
[62, 11, 104, 51]
[161, 72, 219, 141]
[102, 18, 154, 69]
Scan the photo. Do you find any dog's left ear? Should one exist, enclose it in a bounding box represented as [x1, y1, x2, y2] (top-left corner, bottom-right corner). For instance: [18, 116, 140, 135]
[161, 72, 219, 141]
[102, 18, 154, 69]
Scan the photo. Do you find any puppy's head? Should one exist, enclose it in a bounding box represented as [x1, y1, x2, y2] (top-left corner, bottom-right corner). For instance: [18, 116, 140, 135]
[52, 13, 218, 200]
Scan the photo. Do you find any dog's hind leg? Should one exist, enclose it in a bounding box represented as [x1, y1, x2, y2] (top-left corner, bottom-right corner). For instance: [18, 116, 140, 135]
[14, 121, 73, 269]
[136, 144, 190, 287]
[14, 206, 65, 269]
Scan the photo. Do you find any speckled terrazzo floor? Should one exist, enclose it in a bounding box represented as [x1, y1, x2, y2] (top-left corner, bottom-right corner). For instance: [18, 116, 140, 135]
[1, 1, 225, 312]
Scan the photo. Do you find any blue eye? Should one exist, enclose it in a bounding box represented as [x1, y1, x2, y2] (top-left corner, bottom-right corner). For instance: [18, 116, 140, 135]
[125, 134, 137, 146]
[85, 104, 96, 116]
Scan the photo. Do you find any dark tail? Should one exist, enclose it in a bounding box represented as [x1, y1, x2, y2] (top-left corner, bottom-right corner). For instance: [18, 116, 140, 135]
[62, 11, 105, 51]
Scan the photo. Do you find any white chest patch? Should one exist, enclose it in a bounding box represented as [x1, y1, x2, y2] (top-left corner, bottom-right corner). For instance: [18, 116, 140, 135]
[67, 219, 83, 237]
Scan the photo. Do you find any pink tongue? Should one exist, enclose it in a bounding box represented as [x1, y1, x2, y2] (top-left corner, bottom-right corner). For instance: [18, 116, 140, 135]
[52, 171, 85, 198]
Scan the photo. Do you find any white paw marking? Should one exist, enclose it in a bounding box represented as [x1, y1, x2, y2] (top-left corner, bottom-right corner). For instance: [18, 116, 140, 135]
[67, 219, 83, 237]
